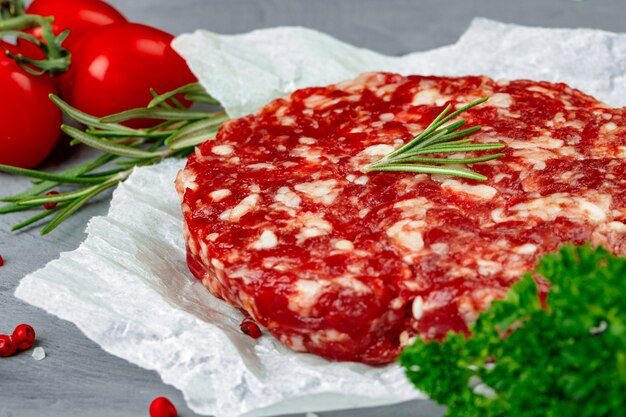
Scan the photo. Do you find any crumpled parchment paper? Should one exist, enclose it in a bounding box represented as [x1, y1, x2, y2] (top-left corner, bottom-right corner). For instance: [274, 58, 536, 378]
[15, 18, 626, 417]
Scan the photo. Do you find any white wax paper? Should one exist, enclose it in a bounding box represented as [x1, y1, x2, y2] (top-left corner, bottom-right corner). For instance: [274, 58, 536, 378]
[15, 18, 626, 417]
[173, 18, 626, 118]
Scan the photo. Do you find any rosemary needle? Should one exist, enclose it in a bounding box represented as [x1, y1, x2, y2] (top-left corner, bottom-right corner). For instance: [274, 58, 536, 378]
[365, 97, 505, 181]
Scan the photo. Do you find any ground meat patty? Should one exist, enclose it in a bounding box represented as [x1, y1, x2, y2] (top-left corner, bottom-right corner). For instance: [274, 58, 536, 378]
[176, 72, 626, 364]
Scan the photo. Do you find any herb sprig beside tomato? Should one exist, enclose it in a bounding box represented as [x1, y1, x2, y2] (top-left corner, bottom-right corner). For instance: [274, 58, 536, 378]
[0, 84, 226, 233]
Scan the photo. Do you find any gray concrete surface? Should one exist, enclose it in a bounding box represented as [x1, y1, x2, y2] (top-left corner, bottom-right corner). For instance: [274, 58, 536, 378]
[0, 0, 623, 416]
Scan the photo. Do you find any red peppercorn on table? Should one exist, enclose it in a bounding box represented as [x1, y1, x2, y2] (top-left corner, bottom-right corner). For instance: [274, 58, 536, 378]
[2, 0, 626, 416]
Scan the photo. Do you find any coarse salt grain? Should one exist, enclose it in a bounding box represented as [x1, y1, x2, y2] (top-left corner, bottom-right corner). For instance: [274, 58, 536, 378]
[32, 347, 45, 361]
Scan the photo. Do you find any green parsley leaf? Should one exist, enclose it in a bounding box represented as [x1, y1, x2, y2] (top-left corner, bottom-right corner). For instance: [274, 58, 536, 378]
[400, 244, 626, 417]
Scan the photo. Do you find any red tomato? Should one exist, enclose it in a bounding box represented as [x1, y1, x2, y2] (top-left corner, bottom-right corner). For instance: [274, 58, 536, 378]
[0, 51, 61, 168]
[21, 0, 127, 96]
[66, 23, 197, 127]
[24, 0, 127, 53]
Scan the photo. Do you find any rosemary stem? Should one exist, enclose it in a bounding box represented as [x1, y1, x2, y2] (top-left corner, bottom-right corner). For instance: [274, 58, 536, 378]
[365, 97, 504, 181]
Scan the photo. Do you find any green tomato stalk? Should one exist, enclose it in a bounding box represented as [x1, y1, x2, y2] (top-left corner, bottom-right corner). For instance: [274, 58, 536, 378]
[0, 0, 70, 75]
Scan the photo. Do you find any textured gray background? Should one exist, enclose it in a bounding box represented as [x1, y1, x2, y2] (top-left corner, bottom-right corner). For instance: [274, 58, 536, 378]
[0, 0, 623, 416]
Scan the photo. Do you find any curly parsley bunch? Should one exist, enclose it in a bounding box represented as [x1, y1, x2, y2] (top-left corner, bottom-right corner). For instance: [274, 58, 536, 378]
[401, 245, 626, 417]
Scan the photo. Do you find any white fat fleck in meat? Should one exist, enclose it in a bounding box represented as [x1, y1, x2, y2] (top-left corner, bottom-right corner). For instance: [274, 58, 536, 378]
[211, 144, 234, 156]
[211, 258, 224, 269]
[251, 230, 279, 250]
[603, 122, 618, 132]
[508, 136, 564, 149]
[430, 242, 449, 255]
[333, 239, 354, 251]
[361, 144, 396, 156]
[513, 148, 554, 170]
[299, 136, 317, 144]
[608, 221, 626, 233]
[493, 173, 511, 183]
[219, 209, 231, 221]
[514, 243, 538, 255]
[509, 193, 611, 223]
[280, 116, 296, 126]
[476, 259, 502, 276]
[274, 186, 301, 208]
[411, 88, 449, 106]
[527, 85, 557, 97]
[223, 194, 260, 222]
[247, 163, 275, 170]
[390, 297, 405, 310]
[593, 221, 626, 252]
[274, 105, 288, 117]
[177, 170, 198, 191]
[309, 329, 351, 345]
[393, 197, 433, 218]
[489, 93, 513, 108]
[374, 82, 401, 97]
[207, 233, 219, 242]
[423, 290, 454, 312]
[335, 275, 370, 293]
[354, 175, 369, 185]
[379, 112, 395, 121]
[472, 288, 503, 312]
[399, 331, 416, 347]
[286, 335, 306, 351]
[295, 179, 341, 205]
[290, 145, 323, 161]
[458, 297, 479, 323]
[194, 147, 204, 160]
[209, 189, 232, 202]
[288, 279, 325, 314]
[198, 240, 211, 266]
[387, 219, 426, 251]
[303, 94, 342, 109]
[412, 296, 425, 320]
[296, 212, 333, 241]
[442, 180, 497, 200]
[491, 207, 507, 223]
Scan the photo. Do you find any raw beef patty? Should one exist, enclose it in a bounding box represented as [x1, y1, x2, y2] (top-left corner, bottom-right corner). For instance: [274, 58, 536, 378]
[176, 72, 626, 364]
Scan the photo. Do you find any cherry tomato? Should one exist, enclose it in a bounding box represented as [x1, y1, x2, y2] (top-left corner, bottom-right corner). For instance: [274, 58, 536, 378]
[66, 23, 197, 127]
[0, 51, 61, 168]
[24, 0, 127, 53]
[19, 0, 127, 96]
